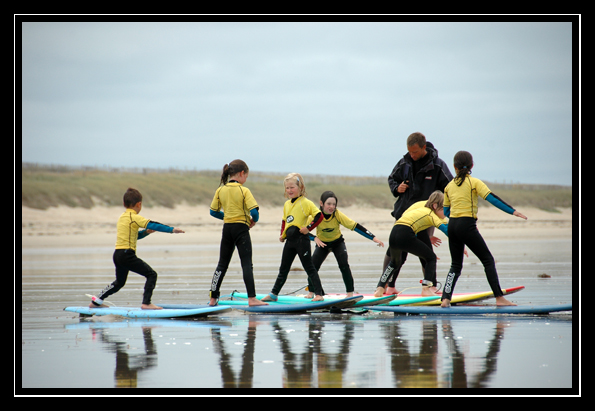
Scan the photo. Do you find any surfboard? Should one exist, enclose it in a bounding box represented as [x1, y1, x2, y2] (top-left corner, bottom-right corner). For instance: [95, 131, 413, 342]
[218, 295, 363, 313]
[358, 286, 526, 306]
[321, 294, 441, 306]
[64, 305, 231, 318]
[370, 303, 572, 315]
[228, 292, 438, 307]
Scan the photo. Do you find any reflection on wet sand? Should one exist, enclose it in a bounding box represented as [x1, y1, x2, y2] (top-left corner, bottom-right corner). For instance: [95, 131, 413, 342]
[65, 313, 571, 389]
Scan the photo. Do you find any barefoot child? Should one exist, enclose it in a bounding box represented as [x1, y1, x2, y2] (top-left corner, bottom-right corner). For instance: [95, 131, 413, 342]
[208, 159, 268, 307]
[441, 151, 527, 307]
[374, 191, 448, 298]
[261, 173, 326, 302]
[307, 191, 384, 297]
[380, 199, 447, 295]
[90, 188, 185, 310]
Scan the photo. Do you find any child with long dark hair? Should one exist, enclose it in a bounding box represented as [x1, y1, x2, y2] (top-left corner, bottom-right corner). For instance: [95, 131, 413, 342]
[209, 159, 268, 307]
[441, 151, 527, 307]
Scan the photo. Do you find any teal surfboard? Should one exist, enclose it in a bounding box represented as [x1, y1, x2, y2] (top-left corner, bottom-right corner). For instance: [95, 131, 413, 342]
[370, 303, 572, 315]
[64, 305, 231, 318]
[166, 296, 364, 313]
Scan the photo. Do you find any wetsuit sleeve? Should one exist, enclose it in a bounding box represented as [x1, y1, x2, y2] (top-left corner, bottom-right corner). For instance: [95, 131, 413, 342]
[250, 208, 259, 223]
[210, 209, 224, 220]
[146, 221, 174, 233]
[444, 206, 450, 218]
[485, 193, 515, 215]
[138, 229, 150, 240]
[354, 223, 375, 241]
[437, 223, 448, 236]
[306, 212, 324, 231]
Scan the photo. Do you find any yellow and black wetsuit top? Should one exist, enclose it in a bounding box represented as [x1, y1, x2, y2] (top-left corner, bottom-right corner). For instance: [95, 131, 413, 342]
[280, 196, 323, 239]
[395, 206, 447, 236]
[210, 182, 259, 226]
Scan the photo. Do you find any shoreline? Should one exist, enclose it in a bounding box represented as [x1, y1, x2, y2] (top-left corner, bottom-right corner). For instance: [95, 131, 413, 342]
[21, 205, 573, 249]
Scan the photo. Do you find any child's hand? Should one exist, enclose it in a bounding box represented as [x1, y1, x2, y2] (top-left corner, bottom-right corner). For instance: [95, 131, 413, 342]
[373, 237, 384, 247]
[172, 228, 185, 234]
[279, 236, 285, 243]
[146, 229, 155, 234]
[299, 227, 309, 235]
[513, 210, 528, 220]
[315, 237, 326, 248]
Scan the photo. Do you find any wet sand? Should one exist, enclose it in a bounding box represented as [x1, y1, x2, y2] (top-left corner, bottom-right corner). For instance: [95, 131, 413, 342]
[20, 205, 576, 393]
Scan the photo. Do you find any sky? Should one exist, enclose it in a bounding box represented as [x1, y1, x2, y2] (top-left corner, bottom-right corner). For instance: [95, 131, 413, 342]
[19, 19, 576, 186]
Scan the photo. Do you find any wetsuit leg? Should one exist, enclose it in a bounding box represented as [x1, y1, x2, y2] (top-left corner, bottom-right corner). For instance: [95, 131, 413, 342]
[331, 237, 354, 293]
[98, 249, 158, 305]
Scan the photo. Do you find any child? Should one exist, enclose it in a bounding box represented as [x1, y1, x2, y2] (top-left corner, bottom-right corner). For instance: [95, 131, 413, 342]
[209, 159, 268, 307]
[374, 191, 448, 298]
[441, 151, 527, 307]
[380, 199, 448, 295]
[90, 188, 185, 310]
[261, 173, 326, 302]
[307, 191, 384, 297]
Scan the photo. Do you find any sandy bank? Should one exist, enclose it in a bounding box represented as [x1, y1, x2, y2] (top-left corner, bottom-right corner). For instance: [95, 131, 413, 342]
[21, 204, 573, 249]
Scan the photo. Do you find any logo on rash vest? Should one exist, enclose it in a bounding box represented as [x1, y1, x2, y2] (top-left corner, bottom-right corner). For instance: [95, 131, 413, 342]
[286, 215, 294, 223]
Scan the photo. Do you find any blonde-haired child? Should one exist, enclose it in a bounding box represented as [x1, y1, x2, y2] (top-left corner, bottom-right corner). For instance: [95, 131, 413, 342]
[374, 191, 448, 297]
[262, 173, 326, 302]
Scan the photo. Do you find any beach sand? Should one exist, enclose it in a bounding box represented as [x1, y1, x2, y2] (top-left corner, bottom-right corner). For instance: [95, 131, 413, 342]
[21, 204, 573, 249]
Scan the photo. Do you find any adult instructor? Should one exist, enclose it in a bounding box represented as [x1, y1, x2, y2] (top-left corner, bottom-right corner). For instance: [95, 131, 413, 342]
[382, 132, 453, 295]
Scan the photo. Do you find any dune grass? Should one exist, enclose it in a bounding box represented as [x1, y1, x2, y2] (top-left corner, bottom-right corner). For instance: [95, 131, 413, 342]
[21, 163, 572, 212]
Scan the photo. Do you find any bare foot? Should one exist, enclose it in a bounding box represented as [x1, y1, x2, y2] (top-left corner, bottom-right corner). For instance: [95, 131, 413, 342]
[312, 295, 324, 302]
[88, 303, 107, 308]
[141, 304, 163, 310]
[421, 286, 439, 296]
[248, 297, 269, 306]
[385, 287, 399, 295]
[346, 292, 354, 298]
[441, 298, 451, 308]
[495, 296, 517, 306]
[305, 292, 314, 298]
[261, 294, 277, 302]
[209, 298, 218, 307]
[373, 287, 385, 298]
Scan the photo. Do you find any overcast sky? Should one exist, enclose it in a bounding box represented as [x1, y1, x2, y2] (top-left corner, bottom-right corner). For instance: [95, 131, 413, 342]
[20, 20, 576, 186]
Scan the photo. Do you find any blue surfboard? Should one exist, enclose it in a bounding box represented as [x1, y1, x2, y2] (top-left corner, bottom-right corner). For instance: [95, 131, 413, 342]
[370, 303, 572, 315]
[164, 296, 363, 313]
[64, 305, 231, 318]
